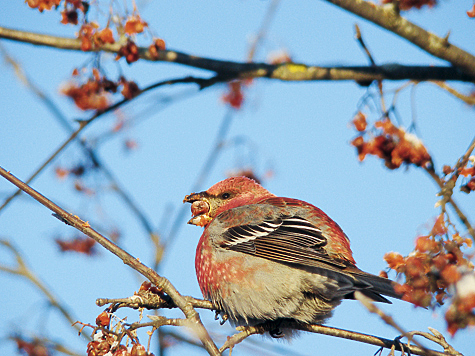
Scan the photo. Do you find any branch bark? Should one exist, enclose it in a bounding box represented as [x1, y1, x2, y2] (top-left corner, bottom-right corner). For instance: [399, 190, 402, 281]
[324, 0, 475, 77]
[219, 322, 458, 356]
[298, 324, 458, 356]
[1, 26, 474, 82]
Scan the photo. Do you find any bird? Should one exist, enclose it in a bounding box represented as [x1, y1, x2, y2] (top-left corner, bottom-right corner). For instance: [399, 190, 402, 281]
[183, 176, 401, 336]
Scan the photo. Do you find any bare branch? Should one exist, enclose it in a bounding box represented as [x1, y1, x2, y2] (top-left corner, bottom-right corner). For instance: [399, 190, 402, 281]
[219, 325, 266, 353]
[354, 291, 462, 356]
[354, 291, 430, 354]
[299, 323, 459, 356]
[0, 167, 221, 356]
[218, 320, 459, 356]
[95, 292, 214, 311]
[431, 82, 475, 106]
[0, 240, 87, 338]
[324, 0, 475, 77]
[424, 137, 475, 241]
[1, 26, 474, 82]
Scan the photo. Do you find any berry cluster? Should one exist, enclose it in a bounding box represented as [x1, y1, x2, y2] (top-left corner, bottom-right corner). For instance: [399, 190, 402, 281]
[384, 215, 474, 334]
[13, 336, 50, 356]
[79, 23, 115, 51]
[444, 159, 475, 194]
[26, 0, 165, 66]
[351, 113, 432, 169]
[62, 68, 140, 111]
[26, 0, 62, 12]
[56, 236, 96, 255]
[87, 328, 152, 356]
[84, 288, 165, 356]
[222, 81, 245, 109]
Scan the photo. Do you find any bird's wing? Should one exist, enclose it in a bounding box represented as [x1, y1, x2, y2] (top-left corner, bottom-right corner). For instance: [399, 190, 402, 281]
[219, 213, 398, 302]
[221, 215, 348, 269]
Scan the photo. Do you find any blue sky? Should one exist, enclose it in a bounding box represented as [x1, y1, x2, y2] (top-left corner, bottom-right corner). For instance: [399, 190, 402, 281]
[1, 1, 474, 355]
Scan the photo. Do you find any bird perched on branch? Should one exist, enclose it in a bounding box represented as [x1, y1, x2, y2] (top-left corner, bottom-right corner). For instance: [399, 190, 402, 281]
[184, 177, 401, 336]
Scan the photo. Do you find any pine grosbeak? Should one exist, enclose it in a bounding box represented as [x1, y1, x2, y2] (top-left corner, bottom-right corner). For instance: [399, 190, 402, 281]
[184, 177, 400, 335]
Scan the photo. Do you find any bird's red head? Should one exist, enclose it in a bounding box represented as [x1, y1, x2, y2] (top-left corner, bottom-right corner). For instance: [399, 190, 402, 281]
[183, 176, 275, 227]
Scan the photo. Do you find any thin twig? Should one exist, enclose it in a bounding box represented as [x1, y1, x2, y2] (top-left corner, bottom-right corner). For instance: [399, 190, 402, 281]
[354, 24, 386, 114]
[431, 81, 475, 106]
[163, 109, 235, 249]
[160, 330, 207, 350]
[247, 0, 281, 61]
[426, 166, 475, 241]
[0, 120, 88, 213]
[452, 136, 475, 179]
[354, 291, 431, 354]
[219, 325, 266, 353]
[354, 24, 376, 66]
[0, 240, 88, 339]
[0, 43, 71, 130]
[95, 294, 214, 311]
[424, 136, 475, 241]
[407, 328, 463, 356]
[0, 167, 221, 356]
[299, 323, 454, 356]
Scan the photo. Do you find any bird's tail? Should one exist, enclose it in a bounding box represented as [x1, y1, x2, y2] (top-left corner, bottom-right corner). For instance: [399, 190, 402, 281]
[348, 271, 403, 304]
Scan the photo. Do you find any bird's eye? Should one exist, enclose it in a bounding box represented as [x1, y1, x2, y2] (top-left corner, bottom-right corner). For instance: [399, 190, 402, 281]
[222, 193, 231, 199]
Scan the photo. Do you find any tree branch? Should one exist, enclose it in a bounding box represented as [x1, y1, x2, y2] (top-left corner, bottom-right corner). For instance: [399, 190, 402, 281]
[1, 26, 474, 82]
[0, 167, 221, 356]
[95, 293, 214, 311]
[423, 135, 475, 241]
[355, 291, 430, 355]
[324, 0, 475, 77]
[431, 81, 475, 106]
[219, 322, 458, 356]
[298, 324, 458, 356]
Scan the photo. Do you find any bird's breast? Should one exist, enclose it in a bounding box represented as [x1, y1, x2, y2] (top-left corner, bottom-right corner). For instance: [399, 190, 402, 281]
[195, 233, 265, 300]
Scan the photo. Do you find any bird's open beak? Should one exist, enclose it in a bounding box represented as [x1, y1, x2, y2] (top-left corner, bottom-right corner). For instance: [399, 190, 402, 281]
[183, 192, 212, 227]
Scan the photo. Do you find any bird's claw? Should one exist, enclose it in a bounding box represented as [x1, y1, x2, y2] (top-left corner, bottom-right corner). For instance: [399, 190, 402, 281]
[214, 311, 228, 325]
[269, 328, 284, 338]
